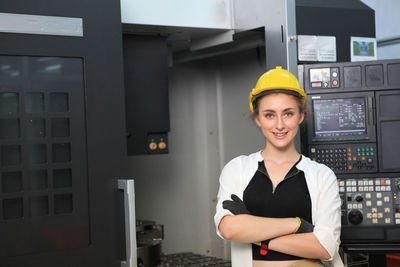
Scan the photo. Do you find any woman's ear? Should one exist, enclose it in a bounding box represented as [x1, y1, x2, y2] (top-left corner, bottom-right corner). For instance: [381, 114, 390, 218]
[299, 112, 305, 125]
[254, 115, 261, 127]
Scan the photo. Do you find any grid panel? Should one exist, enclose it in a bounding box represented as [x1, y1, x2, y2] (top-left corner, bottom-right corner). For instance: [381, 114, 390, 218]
[0, 55, 89, 256]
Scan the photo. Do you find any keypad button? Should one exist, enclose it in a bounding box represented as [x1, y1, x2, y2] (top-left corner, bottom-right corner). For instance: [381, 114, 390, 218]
[369, 186, 374, 191]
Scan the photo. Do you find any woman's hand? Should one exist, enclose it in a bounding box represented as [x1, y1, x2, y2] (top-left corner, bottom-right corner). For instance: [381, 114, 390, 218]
[222, 194, 250, 215]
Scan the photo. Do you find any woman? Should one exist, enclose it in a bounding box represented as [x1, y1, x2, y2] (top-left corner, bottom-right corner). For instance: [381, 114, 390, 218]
[214, 67, 343, 267]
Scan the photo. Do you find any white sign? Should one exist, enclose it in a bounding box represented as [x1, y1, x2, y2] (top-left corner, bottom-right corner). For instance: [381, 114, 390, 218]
[317, 36, 336, 62]
[298, 35, 336, 62]
[298, 35, 318, 61]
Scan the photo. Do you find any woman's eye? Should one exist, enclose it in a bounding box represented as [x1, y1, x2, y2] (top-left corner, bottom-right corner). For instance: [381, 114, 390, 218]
[284, 112, 294, 117]
[265, 113, 274, 118]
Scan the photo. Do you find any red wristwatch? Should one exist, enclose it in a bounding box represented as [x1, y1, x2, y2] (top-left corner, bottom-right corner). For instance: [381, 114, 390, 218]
[260, 240, 270, 255]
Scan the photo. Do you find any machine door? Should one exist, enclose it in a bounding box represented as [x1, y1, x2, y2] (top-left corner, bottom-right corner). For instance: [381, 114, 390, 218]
[376, 89, 400, 172]
[0, 1, 127, 266]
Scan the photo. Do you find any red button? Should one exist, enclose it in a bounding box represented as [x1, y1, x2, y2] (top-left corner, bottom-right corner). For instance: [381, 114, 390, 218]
[381, 180, 386, 185]
[332, 80, 338, 86]
[397, 208, 400, 212]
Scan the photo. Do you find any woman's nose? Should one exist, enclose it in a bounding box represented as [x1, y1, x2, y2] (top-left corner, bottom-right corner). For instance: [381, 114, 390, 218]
[276, 116, 284, 130]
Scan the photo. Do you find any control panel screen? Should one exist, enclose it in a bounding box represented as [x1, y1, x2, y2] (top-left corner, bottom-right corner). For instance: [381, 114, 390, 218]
[310, 68, 331, 83]
[313, 98, 366, 138]
[309, 67, 340, 88]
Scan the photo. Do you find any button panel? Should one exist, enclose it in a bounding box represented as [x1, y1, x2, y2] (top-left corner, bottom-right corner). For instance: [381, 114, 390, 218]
[309, 67, 340, 89]
[338, 177, 400, 226]
[309, 144, 377, 173]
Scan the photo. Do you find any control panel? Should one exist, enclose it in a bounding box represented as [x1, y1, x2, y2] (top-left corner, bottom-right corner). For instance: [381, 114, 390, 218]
[309, 67, 340, 89]
[300, 60, 400, 248]
[338, 177, 400, 227]
[309, 143, 377, 173]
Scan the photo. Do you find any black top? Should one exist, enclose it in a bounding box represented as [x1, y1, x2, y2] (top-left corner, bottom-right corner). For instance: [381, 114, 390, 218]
[243, 157, 312, 261]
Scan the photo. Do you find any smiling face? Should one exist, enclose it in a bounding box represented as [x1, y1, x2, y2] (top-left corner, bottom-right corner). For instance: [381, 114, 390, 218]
[254, 92, 304, 151]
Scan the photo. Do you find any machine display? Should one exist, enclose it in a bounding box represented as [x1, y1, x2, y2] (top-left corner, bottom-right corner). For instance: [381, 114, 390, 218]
[307, 92, 375, 144]
[313, 98, 366, 139]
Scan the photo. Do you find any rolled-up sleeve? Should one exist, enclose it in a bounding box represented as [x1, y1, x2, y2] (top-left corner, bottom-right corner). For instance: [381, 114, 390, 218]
[214, 158, 242, 239]
[312, 167, 342, 260]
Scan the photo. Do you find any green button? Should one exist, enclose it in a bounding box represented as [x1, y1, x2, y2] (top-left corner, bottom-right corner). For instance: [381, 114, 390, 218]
[366, 152, 370, 156]
[371, 147, 374, 151]
[357, 148, 361, 152]
[361, 152, 365, 156]
[366, 147, 370, 151]
[371, 152, 374, 156]
[361, 147, 365, 151]
[357, 152, 361, 156]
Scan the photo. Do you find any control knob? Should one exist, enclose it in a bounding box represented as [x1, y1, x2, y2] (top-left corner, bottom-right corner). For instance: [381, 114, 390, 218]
[355, 195, 363, 202]
[348, 209, 363, 225]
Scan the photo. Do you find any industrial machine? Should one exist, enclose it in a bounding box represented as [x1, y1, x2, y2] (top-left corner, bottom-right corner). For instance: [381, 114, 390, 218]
[299, 59, 400, 252]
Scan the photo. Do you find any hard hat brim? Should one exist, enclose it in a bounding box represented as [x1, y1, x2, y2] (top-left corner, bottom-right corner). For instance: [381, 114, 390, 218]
[249, 87, 307, 113]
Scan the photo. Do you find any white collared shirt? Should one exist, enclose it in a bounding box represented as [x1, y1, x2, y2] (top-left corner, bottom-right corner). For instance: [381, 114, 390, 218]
[214, 151, 344, 267]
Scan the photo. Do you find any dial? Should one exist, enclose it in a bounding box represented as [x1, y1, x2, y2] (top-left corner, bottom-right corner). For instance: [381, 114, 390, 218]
[355, 195, 364, 202]
[348, 209, 363, 225]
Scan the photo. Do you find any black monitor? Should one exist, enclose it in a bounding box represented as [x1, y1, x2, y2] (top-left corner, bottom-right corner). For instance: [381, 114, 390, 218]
[307, 92, 376, 143]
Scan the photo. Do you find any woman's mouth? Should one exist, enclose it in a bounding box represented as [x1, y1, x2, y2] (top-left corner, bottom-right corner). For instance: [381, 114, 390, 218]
[273, 132, 288, 138]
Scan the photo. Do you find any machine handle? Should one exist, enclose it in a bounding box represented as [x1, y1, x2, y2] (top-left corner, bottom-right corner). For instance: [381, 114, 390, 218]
[118, 179, 137, 267]
[368, 96, 375, 125]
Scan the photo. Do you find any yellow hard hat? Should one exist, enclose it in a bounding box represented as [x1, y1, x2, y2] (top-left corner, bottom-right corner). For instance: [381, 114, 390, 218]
[249, 66, 306, 112]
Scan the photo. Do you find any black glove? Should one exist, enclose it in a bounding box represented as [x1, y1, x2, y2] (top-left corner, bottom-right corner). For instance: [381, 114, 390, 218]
[222, 194, 250, 215]
[294, 217, 314, 233]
